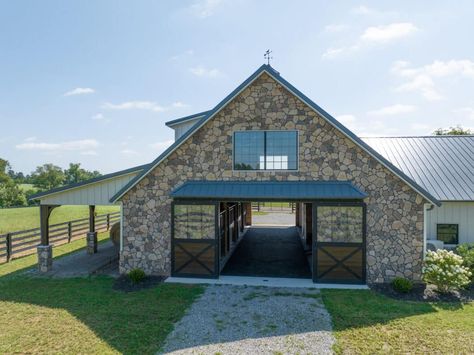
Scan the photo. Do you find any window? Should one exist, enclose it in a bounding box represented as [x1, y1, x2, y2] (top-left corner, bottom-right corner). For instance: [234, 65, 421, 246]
[174, 204, 215, 239]
[233, 131, 298, 170]
[317, 206, 364, 243]
[437, 224, 459, 244]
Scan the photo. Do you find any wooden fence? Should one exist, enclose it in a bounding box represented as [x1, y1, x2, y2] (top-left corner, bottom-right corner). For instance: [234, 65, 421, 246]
[0, 211, 120, 264]
[252, 202, 296, 212]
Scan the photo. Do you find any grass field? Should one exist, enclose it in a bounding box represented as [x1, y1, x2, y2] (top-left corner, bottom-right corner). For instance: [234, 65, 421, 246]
[321, 289, 474, 354]
[0, 205, 120, 234]
[18, 183, 36, 192]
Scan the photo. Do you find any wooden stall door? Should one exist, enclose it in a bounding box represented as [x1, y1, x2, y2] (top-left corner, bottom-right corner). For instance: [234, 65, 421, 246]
[172, 203, 218, 278]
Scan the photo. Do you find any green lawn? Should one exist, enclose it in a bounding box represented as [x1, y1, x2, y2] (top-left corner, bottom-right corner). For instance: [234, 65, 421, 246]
[321, 289, 474, 354]
[0, 277, 203, 354]
[18, 183, 36, 192]
[0, 205, 120, 234]
[0, 231, 204, 354]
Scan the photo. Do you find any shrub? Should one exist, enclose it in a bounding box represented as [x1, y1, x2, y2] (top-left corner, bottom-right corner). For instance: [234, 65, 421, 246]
[456, 243, 474, 284]
[423, 249, 471, 293]
[128, 268, 146, 284]
[391, 277, 413, 293]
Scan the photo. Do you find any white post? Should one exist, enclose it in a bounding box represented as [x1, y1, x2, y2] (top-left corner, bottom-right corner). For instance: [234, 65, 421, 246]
[119, 201, 123, 252]
[423, 203, 431, 259]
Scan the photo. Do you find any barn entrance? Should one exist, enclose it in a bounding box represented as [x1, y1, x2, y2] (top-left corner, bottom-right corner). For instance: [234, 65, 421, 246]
[169, 181, 367, 284]
[221, 202, 311, 278]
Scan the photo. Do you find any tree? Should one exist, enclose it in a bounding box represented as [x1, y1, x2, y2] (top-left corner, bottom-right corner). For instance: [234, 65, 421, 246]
[0, 181, 27, 207]
[0, 158, 11, 184]
[31, 164, 65, 190]
[433, 126, 473, 135]
[64, 163, 100, 184]
[0, 158, 27, 207]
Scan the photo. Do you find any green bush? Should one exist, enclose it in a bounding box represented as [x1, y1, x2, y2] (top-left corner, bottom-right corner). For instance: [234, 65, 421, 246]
[128, 268, 146, 284]
[423, 249, 471, 293]
[391, 277, 413, 293]
[456, 243, 474, 284]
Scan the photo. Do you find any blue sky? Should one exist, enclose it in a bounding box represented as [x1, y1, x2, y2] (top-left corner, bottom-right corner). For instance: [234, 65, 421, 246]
[1, 1, 474, 174]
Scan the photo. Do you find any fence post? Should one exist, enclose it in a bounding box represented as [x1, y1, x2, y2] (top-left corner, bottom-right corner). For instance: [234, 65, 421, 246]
[68, 222, 72, 243]
[6, 233, 12, 262]
[107, 214, 110, 231]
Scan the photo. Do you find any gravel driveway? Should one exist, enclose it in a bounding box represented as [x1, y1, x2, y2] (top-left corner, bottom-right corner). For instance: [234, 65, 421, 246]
[160, 285, 335, 354]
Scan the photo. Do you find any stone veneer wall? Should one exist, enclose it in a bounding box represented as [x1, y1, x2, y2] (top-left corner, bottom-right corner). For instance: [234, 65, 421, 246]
[121, 73, 425, 283]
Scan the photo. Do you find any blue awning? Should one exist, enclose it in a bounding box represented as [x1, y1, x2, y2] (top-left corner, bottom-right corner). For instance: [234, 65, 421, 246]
[171, 181, 367, 200]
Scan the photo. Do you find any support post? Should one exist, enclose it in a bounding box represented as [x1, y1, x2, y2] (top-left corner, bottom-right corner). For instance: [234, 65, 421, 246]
[38, 204, 58, 273]
[244, 202, 252, 226]
[6, 233, 12, 262]
[87, 205, 98, 254]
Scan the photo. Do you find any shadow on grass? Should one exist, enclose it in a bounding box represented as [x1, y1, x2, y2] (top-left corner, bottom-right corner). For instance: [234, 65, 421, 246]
[321, 288, 466, 331]
[0, 276, 203, 354]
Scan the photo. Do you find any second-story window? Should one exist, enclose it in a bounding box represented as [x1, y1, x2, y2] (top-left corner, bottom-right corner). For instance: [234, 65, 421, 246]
[233, 131, 298, 170]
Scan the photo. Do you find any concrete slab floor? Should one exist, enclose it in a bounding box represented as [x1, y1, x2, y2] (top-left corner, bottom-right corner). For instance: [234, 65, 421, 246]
[165, 276, 369, 289]
[26, 240, 119, 278]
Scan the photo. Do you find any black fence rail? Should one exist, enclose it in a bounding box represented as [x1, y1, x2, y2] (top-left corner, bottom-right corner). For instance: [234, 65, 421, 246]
[251, 202, 296, 213]
[0, 211, 120, 264]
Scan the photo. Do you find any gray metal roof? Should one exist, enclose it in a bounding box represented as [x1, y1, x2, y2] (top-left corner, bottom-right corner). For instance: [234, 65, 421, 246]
[363, 136, 474, 201]
[171, 181, 368, 200]
[165, 110, 211, 127]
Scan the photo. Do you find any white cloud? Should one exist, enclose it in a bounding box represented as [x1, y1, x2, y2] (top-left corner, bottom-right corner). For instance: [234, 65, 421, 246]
[16, 139, 99, 152]
[361, 23, 418, 43]
[189, 66, 221, 78]
[91, 113, 105, 120]
[336, 114, 357, 127]
[368, 104, 417, 116]
[454, 107, 474, 120]
[24, 136, 37, 142]
[170, 49, 194, 61]
[322, 47, 356, 59]
[101, 101, 166, 112]
[80, 150, 98, 156]
[391, 60, 474, 100]
[324, 24, 349, 33]
[63, 87, 95, 96]
[411, 123, 432, 131]
[172, 101, 188, 108]
[101, 100, 188, 113]
[149, 140, 174, 151]
[120, 149, 138, 156]
[322, 22, 417, 59]
[190, 0, 223, 18]
[353, 5, 376, 15]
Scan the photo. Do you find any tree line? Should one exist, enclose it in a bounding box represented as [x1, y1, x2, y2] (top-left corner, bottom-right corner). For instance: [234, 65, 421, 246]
[0, 159, 101, 208]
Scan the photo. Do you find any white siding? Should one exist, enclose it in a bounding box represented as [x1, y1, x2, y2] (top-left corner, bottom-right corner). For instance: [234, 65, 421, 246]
[172, 118, 200, 140]
[426, 202, 474, 244]
[40, 172, 139, 206]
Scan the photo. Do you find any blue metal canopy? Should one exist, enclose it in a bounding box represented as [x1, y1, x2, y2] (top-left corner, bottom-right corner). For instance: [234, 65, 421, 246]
[171, 181, 367, 200]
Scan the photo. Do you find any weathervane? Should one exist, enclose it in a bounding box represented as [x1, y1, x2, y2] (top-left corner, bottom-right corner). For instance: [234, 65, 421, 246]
[264, 49, 273, 65]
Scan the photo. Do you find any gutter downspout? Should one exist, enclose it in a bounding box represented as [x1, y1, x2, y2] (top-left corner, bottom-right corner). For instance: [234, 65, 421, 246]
[423, 203, 435, 258]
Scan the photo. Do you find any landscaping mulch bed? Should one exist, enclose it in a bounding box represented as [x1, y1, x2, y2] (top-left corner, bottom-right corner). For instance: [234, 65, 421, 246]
[371, 283, 474, 303]
[112, 275, 165, 292]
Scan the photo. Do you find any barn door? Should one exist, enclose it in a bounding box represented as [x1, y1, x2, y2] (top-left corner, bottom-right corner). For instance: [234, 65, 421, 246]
[313, 203, 366, 284]
[171, 202, 218, 278]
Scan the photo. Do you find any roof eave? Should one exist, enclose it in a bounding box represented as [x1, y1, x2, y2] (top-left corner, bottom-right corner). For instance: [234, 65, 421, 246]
[29, 164, 149, 201]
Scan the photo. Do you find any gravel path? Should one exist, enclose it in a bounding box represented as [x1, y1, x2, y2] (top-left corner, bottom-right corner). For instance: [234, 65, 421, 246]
[160, 285, 335, 354]
[252, 212, 295, 226]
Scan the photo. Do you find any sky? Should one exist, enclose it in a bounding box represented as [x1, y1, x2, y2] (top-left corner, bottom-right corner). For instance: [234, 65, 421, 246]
[1, 1, 474, 175]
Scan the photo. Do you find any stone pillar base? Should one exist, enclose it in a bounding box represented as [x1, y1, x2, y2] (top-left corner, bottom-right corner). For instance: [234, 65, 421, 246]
[87, 232, 98, 254]
[37, 245, 53, 273]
